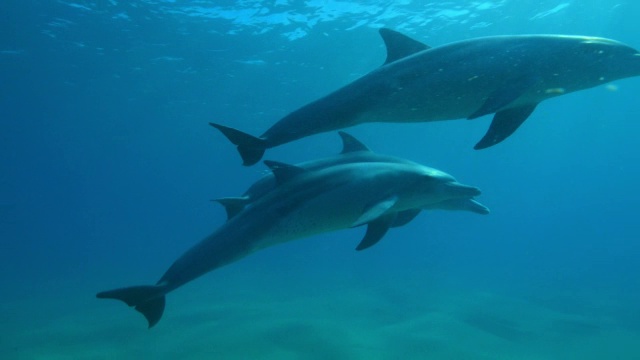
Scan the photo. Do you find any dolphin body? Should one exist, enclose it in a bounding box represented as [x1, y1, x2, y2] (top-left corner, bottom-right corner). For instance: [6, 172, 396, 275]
[97, 159, 485, 328]
[211, 29, 640, 165]
[215, 131, 489, 221]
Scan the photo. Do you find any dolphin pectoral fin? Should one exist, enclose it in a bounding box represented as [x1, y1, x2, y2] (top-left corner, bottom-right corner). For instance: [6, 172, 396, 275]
[264, 160, 307, 185]
[474, 104, 538, 149]
[209, 122, 266, 166]
[468, 77, 537, 120]
[379, 28, 431, 65]
[338, 131, 371, 154]
[390, 208, 422, 228]
[213, 197, 249, 220]
[96, 285, 166, 328]
[352, 196, 398, 227]
[356, 213, 397, 251]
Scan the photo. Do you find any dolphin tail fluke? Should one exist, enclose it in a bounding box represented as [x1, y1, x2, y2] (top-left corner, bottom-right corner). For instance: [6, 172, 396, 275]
[96, 285, 166, 328]
[209, 122, 266, 166]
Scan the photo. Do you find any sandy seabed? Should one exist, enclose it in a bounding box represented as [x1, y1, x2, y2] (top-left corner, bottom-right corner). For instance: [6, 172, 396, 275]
[2, 269, 639, 360]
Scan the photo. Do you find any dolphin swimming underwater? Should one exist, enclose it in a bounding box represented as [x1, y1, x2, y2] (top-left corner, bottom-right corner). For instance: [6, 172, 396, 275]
[211, 28, 640, 165]
[97, 159, 485, 328]
[215, 131, 489, 221]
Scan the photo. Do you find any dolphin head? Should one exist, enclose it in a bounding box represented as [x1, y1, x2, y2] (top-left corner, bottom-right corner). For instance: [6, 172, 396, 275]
[568, 36, 640, 82]
[398, 166, 482, 208]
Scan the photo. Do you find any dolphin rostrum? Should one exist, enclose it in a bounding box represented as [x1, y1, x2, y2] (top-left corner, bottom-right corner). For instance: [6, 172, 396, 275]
[97, 158, 485, 328]
[211, 28, 640, 165]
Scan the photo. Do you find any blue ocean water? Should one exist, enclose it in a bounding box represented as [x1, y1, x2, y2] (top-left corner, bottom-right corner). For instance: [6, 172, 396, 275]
[1, 0, 640, 358]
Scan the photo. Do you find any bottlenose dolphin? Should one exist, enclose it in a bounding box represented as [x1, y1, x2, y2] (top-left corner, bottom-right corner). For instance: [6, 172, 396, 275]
[211, 28, 640, 165]
[215, 131, 489, 221]
[97, 159, 484, 327]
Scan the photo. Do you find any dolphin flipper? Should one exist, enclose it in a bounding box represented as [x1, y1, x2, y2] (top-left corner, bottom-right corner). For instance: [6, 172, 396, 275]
[467, 75, 537, 120]
[96, 285, 166, 328]
[356, 213, 397, 251]
[351, 196, 398, 227]
[390, 208, 422, 228]
[355, 209, 421, 251]
[474, 104, 538, 149]
[209, 123, 267, 166]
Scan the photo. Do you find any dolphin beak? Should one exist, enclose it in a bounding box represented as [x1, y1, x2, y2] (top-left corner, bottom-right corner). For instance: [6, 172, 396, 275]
[466, 199, 490, 214]
[445, 182, 481, 198]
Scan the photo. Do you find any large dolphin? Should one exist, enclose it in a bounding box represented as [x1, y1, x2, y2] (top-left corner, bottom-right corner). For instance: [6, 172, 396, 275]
[211, 28, 640, 165]
[97, 159, 485, 328]
[215, 131, 489, 221]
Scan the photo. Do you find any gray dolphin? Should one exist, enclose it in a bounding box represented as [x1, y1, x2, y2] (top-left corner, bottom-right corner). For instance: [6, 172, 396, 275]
[214, 131, 489, 221]
[211, 28, 640, 165]
[97, 159, 484, 328]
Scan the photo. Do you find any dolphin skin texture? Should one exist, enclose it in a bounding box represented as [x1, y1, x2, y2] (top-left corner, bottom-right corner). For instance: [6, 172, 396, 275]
[210, 28, 640, 165]
[97, 158, 485, 328]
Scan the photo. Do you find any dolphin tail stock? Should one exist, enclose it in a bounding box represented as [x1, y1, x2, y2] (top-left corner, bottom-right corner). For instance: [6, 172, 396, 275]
[209, 122, 267, 166]
[96, 284, 167, 328]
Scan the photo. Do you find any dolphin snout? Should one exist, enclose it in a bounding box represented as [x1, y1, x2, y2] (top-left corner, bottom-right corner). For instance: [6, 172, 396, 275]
[445, 182, 481, 197]
[466, 199, 490, 214]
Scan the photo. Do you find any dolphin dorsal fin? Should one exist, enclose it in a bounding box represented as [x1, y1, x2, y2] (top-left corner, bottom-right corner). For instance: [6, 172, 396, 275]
[212, 197, 249, 220]
[338, 131, 371, 154]
[379, 28, 430, 65]
[264, 160, 307, 185]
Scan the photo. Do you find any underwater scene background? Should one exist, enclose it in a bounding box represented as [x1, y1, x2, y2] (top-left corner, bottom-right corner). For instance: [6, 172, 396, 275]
[1, 0, 640, 358]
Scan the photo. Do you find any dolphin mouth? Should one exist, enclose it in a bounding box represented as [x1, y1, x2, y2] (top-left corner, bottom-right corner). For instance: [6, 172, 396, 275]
[466, 199, 490, 214]
[445, 182, 482, 197]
